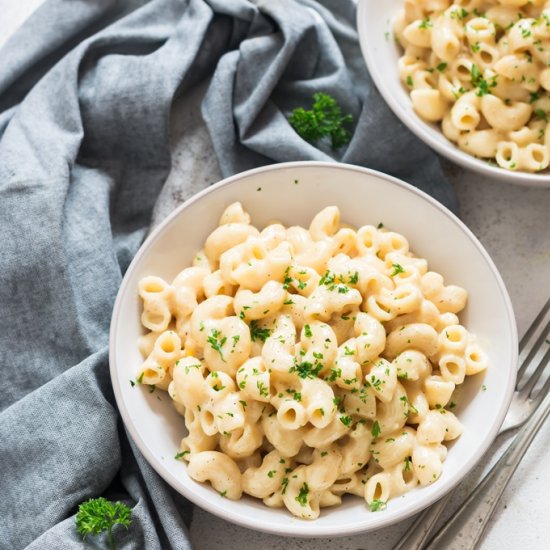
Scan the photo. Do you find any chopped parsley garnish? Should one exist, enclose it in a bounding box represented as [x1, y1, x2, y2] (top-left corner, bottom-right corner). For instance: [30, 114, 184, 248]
[400, 395, 419, 415]
[184, 362, 201, 374]
[304, 324, 312, 338]
[452, 85, 467, 100]
[470, 64, 497, 96]
[290, 360, 323, 379]
[368, 374, 383, 391]
[250, 321, 271, 342]
[257, 380, 269, 398]
[451, 8, 468, 20]
[371, 420, 381, 438]
[344, 345, 355, 356]
[535, 108, 548, 122]
[340, 415, 353, 427]
[418, 17, 432, 29]
[175, 450, 190, 459]
[250, 320, 272, 342]
[327, 367, 342, 382]
[319, 270, 350, 293]
[295, 482, 309, 506]
[391, 263, 405, 276]
[369, 499, 387, 512]
[436, 62, 447, 72]
[282, 266, 293, 290]
[319, 270, 336, 286]
[212, 382, 226, 392]
[267, 470, 276, 478]
[281, 477, 289, 494]
[207, 329, 227, 362]
[286, 388, 302, 402]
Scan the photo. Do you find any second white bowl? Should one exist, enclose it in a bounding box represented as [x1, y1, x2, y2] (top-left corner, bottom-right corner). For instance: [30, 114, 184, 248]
[357, 0, 550, 187]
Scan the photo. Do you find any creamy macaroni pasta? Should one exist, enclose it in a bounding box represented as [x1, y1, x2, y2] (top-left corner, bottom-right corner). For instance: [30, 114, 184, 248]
[395, 0, 550, 172]
[136, 203, 487, 519]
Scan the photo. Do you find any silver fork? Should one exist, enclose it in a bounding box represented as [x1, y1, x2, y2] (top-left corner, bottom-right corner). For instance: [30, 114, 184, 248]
[393, 297, 550, 550]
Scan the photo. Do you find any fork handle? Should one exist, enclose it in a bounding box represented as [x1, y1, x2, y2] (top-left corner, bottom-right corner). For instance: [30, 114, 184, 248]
[424, 391, 550, 550]
[392, 494, 451, 550]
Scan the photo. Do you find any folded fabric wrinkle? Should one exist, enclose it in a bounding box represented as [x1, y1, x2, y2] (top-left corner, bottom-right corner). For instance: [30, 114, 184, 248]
[0, 1, 455, 549]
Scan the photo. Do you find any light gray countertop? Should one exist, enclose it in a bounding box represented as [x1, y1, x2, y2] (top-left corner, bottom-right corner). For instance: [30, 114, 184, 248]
[4, 2, 550, 549]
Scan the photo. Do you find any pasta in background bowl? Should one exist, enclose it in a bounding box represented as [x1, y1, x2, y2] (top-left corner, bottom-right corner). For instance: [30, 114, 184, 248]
[110, 161, 517, 537]
[357, 0, 550, 186]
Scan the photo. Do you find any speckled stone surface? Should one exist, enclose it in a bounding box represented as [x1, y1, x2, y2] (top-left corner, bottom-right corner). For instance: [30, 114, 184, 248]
[3, 2, 550, 548]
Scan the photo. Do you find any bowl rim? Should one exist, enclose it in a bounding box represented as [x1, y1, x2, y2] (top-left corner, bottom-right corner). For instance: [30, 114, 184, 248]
[356, 0, 550, 188]
[109, 160, 518, 537]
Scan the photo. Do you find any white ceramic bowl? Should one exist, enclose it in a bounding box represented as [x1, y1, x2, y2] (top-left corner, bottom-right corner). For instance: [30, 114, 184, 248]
[357, 0, 550, 188]
[110, 161, 517, 537]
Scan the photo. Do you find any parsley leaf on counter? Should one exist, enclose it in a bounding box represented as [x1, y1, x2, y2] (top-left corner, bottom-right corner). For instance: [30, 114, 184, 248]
[288, 92, 353, 149]
[75, 497, 132, 550]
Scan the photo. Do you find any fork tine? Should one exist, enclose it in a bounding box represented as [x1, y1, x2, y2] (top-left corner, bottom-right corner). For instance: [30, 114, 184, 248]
[519, 343, 550, 398]
[519, 296, 550, 352]
[517, 298, 550, 381]
[532, 373, 550, 406]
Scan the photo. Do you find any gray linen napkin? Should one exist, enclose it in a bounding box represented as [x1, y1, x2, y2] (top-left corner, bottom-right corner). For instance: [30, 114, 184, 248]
[0, 1, 455, 549]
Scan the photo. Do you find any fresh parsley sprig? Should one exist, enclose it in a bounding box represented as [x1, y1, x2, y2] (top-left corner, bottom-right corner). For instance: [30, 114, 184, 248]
[288, 92, 353, 149]
[75, 497, 132, 550]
